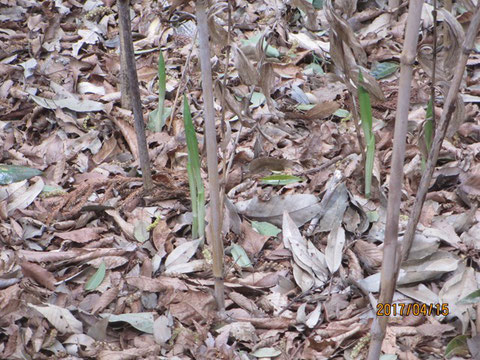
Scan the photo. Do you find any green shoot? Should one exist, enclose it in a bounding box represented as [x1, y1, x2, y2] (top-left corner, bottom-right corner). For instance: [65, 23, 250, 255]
[148, 49, 171, 132]
[183, 95, 205, 243]
[421, 97, 434, 170]
[358, 70, 375, 198]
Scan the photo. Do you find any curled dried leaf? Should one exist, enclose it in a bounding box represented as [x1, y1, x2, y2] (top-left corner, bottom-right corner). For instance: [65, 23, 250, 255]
[325, 0, 367, 66]
[439, 9, 465, 75]
[353, 240, 382, 271]
[351, 66, 385, 101]
[291, 0, 320, 31]
[437, 81, 466, 138]
[233, 46, 259, 86]
[214, 81, 255, 128]
[458, 165, 480, 207]
[208, 2, 229, 50]
[259, 62, 279, 114]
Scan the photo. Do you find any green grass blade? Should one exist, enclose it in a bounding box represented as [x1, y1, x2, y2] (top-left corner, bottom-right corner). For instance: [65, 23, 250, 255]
[187, 163, 198, 239]
[365, 135, 375, 198]
[358, 70, 375, 198]
[183, 95, 205, 242]
[423, 97, 434, 167]
[149, 49, 167, 132]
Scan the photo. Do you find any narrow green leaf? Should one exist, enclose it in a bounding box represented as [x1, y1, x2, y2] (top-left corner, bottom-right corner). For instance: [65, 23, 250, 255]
[296, 104, 316, 111]
[0, 164, 42, 185]
[241, 35, 280, 58]
[85, 262, 106, 291]
[333, 109, 350, 118]
[260, 174, 302, 185]
[148, 49, 167, 132]
[187, 163, 198, 239]
[183, 95, 205, 242]
[250, 92, 266, 108]
[231, 244, 252, 268]
[421, 97, 434, 170]
[312, 0, 324, 9]
[251, 347, 282, 358]
[458, 289, 480, 304]
[358, 70, 375, 198]
[371, 62, 399, 79]
[445, 335, 469, 358]
[425, 97, 434, 151]
[303, 62, 324, 75]
[148, 107, 171, 131]
[252, 221, 281, 236]
[101, 312, 154, 334]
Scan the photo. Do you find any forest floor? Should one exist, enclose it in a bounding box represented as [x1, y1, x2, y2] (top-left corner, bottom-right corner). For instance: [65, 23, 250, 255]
[1, 0, 480, 359]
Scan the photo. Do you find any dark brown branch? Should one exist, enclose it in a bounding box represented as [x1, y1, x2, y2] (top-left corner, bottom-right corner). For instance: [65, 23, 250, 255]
[117, 0, 153, 191]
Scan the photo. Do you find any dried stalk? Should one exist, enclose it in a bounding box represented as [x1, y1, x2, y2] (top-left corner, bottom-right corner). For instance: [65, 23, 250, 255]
[195, 0, 225, 313]
[117, 0, 153, 191]
[400, 4, 480, 267]
[367, 0, 424, 357]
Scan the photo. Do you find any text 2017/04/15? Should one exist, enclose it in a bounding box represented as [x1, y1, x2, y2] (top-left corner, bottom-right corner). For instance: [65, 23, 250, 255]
[376, 303, 449, 316]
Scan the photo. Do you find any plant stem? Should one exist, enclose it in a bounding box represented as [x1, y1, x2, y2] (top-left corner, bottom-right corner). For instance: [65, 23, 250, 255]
[117, 0, 153, 191]
[367, 0, 424, 357]
[195, 0, 225, 313]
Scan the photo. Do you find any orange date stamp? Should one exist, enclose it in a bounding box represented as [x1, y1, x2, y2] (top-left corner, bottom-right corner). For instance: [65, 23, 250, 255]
[376, 302, 449, 317]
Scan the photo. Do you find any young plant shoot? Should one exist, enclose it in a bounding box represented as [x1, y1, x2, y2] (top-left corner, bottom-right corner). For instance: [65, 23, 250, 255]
[358, 70, 375, 198]
[183, 95, 205, 243]
[148, 49, 171, 132]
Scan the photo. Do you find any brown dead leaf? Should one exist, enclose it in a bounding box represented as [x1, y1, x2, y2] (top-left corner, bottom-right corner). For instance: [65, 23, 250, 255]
[55, 227, 105, 243]
[305, 101, 340, 120]
[126, 276, 189, 292]
[234, 46, 259, 86]
[240, 220, 270, 257]
[21, 261, 56, 290]
[92, 287, 120, 315]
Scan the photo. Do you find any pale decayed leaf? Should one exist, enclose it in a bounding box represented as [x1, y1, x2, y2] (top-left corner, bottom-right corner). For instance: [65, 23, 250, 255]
[28, 92, 104, 112]
[325, 222, 345, 273]
[236, 194, 323, 227]
[29, 303, 83, 334]
[100, 312, 154, 334]
[439, 267, 477, 332]
[217, 321, 258, 343]
[7, 177, 44, 215]
[165, 239, 201, 269]
[153, 314, 173, 345]
[283, 211, 328, 291]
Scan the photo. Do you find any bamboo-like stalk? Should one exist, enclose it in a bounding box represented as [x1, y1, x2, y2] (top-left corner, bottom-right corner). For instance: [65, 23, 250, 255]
[367, 0, 424, 357]
[399, 4, 480, 269]
[117, 0, 153, 191]
[118, 3, 130, 110]
[195, 0, 225, 313]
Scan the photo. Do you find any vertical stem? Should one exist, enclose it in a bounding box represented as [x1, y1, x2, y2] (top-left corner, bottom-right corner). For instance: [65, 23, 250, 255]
[195, 0, 225, 312]
[118, 2, 131, 110]
[117, 0, 153, 191]
[367, 0, 424, 358]
[400, 3, 480, 264]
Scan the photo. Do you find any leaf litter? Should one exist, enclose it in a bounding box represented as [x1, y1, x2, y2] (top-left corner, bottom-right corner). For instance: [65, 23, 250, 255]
[1, 0, 480, 359]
